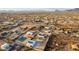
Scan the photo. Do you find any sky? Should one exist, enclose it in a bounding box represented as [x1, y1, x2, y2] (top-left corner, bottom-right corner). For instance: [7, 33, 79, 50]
[0, 8, 74, 11]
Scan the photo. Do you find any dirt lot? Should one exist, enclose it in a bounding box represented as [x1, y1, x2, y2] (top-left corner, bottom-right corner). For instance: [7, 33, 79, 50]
[1, 12, 79, 51]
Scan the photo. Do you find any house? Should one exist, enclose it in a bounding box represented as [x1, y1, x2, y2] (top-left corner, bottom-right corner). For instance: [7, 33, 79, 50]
[12, 43, 24, 50]
[18, 36, 27, 42]
[9, 33, 19, 40]
[15, 35, 27, 46]
[20, 24, 27, 30]
[37, 32, 48, 39]
[24, 31, 35, 39]
[16, 35, 37, 48]
[0, 31, 10, 38]
[0, 43, 12, 51]
[26, 40, 37, 47]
